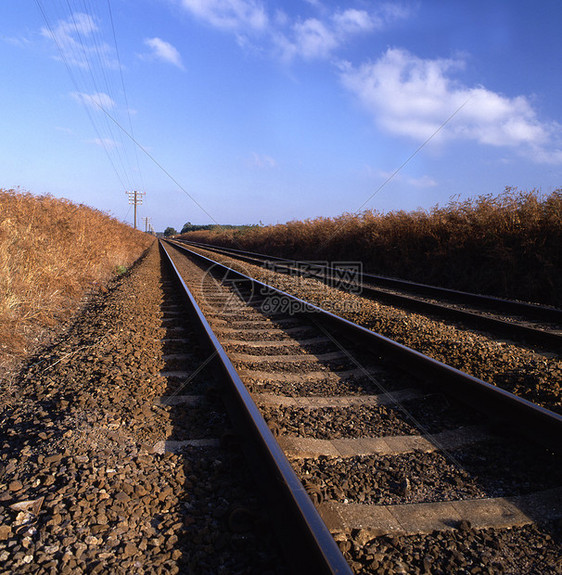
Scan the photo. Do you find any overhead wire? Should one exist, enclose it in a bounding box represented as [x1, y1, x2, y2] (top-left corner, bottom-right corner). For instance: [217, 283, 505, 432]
[35, 0, 217, 226]
[67, 0, 135, 191]
[78, 0, 137, 190]
[35, 0, 141, 194]
[354, 97, 472, 214]
[98, 105, 223, 226]
[35, 0, 217, 224]
[106, 0, 146, 194]
[35, 0, 131, 192]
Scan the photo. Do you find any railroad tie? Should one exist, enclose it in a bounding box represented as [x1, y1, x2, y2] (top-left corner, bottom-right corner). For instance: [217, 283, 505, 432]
[318, 487, 562, 536]
[278, 426, 490, 458]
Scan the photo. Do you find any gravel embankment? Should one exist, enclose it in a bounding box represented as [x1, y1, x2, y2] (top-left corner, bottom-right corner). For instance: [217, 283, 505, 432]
[185, 245, 562, 414]
[167, 245, 562, 575]
[0, 243, 286, 574]
[169, 245, 562, 575]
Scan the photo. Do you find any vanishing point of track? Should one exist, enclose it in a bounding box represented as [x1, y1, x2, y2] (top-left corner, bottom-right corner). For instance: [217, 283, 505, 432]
[159, 239, 562, 574]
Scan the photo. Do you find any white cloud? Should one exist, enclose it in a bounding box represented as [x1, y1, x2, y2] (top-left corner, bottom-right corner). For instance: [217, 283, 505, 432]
[177, 1, 410, 62]
[144, 37, 185, 69]
[89, 137, 120, 149]
[178, 0, 268, 31]
[291, 18, 338, 60]
[332, 9, 379, 35]
[56, 126, 74, 135]
[41, 13, 116, 69]
[72, 92, 116, 111]
[249, 152, 277, 168]
[407, 174, 438, 188]
[56, 12, 97, 37]
[277, 7, 395, 62]
[3, 35, 32, 48]
[339, 48, 562, 163]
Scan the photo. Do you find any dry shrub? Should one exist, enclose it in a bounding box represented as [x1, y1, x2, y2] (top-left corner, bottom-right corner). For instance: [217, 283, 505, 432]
[182, 188, 562, 306]
[0, 189, 154, 374]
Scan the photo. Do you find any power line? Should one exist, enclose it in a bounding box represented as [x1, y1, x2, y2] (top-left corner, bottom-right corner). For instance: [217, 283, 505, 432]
[106, 0, 146, 193]
[98, 104, 222, 226]
[310, 97, 474, 255]
[354, 96, 472, 214]
[126, 190, 145, 230]
[35, 0, 130, 191]
[35, 1, 219, 229]
[35, 0, 141, 195]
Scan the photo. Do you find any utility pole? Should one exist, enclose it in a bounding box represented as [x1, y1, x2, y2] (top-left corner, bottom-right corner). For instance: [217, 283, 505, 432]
[142, 216, 151, 232]
[126, 190, 145, 230]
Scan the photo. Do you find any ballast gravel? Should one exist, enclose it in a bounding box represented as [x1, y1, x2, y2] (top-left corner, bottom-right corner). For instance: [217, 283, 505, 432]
[0, 243, 286, 574]
[186, 245, 562, 414]
[294, 437, 562, 506]
[172, 244, 562, 575]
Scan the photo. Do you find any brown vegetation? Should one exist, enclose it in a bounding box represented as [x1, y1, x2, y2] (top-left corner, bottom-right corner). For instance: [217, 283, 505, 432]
[0, 189, 154, 376]
[182, 188, 562, 307]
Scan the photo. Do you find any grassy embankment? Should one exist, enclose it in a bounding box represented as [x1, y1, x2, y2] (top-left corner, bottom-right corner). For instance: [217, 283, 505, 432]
[181, 188, 562, 307]
[0, 189, 154, 379]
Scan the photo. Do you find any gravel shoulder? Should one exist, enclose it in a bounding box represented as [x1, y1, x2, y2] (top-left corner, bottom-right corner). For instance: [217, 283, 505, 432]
[0, 243, 285, 574]
[185, 245, 562, 414]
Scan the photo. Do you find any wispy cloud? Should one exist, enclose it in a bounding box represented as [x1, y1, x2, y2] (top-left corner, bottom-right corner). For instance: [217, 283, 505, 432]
[41, 13, 117, 69]
[143, 37, 185, 69]
[56, 126, 74, 135]
[339, 48, 562, 163]
[377, 170, 438, 188]
[281, 18, 338, 61]
[249, 152, 277, 168]
[176, 1, 411, 61]
[71, 92, 116, 111]
[275, 8, 394, 62]
[2, 35, 32, 48]
[178, 0, 268, 32]
[89, 137, 120, 149]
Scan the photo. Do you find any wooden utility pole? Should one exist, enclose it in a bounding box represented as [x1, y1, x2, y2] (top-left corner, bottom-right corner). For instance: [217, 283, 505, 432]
[142, 216, 151, 232]
[126, 190, 145, 230]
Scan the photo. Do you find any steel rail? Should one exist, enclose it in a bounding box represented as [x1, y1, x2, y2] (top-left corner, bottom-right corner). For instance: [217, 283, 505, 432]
[167, 240, 562, 453]
[159, 241, 352, 575]
[178, 239, 562, 321]
[176, 239, 562, 350]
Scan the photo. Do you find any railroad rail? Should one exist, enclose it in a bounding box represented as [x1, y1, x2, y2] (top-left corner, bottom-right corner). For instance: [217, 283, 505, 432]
[159, 241, 352, 574]
[177, 239, 562, 351]
[159, 239, 562, 574]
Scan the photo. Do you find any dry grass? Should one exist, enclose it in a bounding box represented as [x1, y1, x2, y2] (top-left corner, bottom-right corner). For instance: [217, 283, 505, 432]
[182, 188, 562, 307]
[0, 189, 154, 378]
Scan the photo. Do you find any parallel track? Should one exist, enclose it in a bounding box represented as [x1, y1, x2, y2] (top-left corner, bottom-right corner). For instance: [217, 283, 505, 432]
[160, 239, 562, 574]
[177, 240, 562, 351]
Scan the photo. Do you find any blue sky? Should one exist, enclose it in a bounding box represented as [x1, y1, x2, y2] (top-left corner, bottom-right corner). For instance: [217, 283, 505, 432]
[1, 1, 562, 231]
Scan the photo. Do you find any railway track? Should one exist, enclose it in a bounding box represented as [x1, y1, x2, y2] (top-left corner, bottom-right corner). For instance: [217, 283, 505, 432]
[177, 240, 562, 352]
[160, 239, 562, 574]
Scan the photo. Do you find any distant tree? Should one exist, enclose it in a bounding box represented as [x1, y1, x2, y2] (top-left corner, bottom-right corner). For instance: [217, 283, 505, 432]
[164, 227, 178, 237]
[180, 222, 255, 234]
